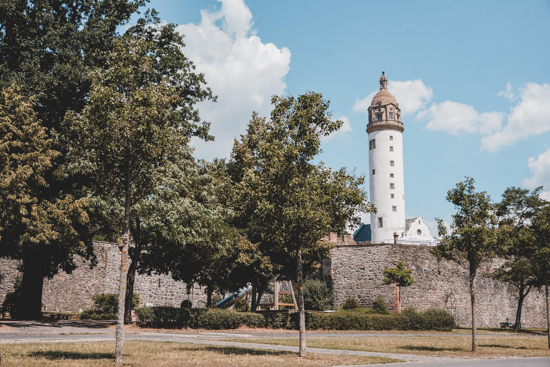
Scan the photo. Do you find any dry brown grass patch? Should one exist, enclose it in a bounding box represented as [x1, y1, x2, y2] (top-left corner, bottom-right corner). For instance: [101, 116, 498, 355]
[0, 341, 401, 366]
[232, 335, 550, 358]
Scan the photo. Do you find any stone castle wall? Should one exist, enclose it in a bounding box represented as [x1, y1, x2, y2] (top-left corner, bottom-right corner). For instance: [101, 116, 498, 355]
[1, 240, 547, 328]
[0, 242, 207, 312]
[330, 242, 547, 328]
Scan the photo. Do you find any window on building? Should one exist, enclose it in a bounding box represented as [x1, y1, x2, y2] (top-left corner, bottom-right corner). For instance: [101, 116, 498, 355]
[389, 135, 393, 140]
[372, 169, 375, 175]
[369, 114, 371, 122]
[390, 173, 394, 178]
[392, 206, 397, 212]
[390, 183, 395, 189]
[417, 229, 422, 235]
[390, 146, 394, 152]
[418, 220, 421, 225]
[377, 114, 382, 121]
[389, 112, 393, 119]
[378, 217, 383, 228]
[369, 139, 376, 150]
[390, 160, 394, 167]
[391, 193, 395, 199]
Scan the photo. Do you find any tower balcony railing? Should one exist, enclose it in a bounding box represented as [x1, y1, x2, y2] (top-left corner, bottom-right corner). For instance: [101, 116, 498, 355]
[366, 120, 404, 133]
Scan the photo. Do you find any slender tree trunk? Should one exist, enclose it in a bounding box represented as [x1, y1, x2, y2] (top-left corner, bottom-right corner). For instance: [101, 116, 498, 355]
[396, 285, 401, 314]
[124, 242, 140, 324]
[514, 284, 530, 332]
[297, 249, 306, 357]
[19, 255, 45, 320]
[115, 177, 131, 365]
[207, 284, 213, 308]
[469, 272, 477, 352]
[546, 281, 549, 349]
[251, 284, 257, 311]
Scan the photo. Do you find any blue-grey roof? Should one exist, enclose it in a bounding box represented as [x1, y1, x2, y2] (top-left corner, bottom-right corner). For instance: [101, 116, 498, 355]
[353, 223, 371, 242]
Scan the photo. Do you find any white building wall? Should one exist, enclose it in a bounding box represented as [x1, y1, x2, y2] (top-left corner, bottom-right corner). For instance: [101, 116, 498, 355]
[369, 129, 406, 242]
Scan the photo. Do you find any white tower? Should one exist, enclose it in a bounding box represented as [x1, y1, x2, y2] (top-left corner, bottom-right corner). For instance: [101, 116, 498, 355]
[367, 72, 406, 242]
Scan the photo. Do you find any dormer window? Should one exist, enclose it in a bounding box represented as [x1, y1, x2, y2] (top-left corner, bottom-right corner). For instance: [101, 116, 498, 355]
[377, 101, 381, 106]
[377, 114, 382, 121]
[389, 112, 393, 119]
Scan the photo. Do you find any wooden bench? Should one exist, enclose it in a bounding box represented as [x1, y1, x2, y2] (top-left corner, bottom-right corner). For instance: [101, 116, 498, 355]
[500, 322, 513, 330]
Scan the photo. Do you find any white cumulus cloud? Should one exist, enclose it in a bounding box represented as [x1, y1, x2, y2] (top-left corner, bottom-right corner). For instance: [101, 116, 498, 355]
[496, 82, 516, 101]
[322, 115, 354, 142]
[419, 101, 504, 136]
[353, 79, 432, 116]
[481, 83, 550, 152]
[523, 147, 550, 199]
[176, 0, 291, 161]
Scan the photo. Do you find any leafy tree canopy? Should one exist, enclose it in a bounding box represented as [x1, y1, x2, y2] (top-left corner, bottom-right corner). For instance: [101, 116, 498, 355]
[382, 261, 415, 287]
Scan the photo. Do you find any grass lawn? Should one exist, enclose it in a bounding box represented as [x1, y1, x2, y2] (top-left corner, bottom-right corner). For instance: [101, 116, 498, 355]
[0, 341, 401, 366]
[229, 335, 550, 358]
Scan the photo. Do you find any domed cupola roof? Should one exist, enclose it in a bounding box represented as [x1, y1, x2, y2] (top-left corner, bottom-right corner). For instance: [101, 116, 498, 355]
[371, 71, 398, 107]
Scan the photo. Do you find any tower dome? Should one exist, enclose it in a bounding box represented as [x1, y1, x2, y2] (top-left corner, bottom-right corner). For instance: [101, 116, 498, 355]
[371, 71, 398, 107]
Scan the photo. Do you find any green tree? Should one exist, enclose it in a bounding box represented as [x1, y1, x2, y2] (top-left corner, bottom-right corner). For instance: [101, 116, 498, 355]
[382, 261, 415, 314]
[62, 36, 215, 364]
[0, 84, 89, 319]
[0, 0, 148, 319]
[227, 93, 373, 356]
[486, 187, 545, 331]
[529, 204, 550, 348]
[303, 279, 333, 311]
[431, 177, 498, 352]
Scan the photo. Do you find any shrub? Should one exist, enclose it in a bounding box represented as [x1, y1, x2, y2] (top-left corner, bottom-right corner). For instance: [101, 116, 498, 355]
[303, 279, 333, 311]
[337, 307, 389, 315]
[2, 275, 23, 319]
[135, 306, 193, 328]
[91, 292, 140, 314]
[133, 306, 455, 331]
[80, 309, 117, 320]
[371, 295, 389, 312]
[233, 298, 248, 312]
[342, 297, 361, 310]
[402, 307, 455, 331]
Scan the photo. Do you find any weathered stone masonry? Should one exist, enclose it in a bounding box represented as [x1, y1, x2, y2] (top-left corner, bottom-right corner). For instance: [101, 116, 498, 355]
[1, 240, 547, 328]
[330, 240, 547, 328]
[0, 242, 206, 312]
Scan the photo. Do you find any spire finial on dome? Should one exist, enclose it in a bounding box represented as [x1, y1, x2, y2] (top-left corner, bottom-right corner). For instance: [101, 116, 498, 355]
[380, 71, 388, 90]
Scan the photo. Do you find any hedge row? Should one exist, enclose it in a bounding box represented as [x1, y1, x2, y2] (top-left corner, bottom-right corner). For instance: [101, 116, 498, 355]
[135, 307, 455, 331]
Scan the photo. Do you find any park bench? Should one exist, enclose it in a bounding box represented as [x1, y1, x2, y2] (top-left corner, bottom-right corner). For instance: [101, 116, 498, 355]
[500, 321, 521, 330]
[500, 321, 513, 330]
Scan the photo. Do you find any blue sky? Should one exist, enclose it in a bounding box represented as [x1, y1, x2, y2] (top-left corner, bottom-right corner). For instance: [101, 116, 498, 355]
[137, 0, 550, 233]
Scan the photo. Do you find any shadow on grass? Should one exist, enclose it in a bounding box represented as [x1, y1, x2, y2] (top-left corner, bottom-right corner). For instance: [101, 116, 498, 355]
[182, 345, 294, 356]
[27, 351, 114, 360]
[399, 346, 463, 352]
[479, 344, 527, 349]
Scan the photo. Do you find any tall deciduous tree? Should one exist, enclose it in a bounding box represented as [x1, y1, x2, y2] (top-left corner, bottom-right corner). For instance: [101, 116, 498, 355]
[431, 177, 497, 352]
[382, 261, 415, 314]
[227, 93, 373, 357]
[529, 204, 550, 349]
[0, 84, 89, 319]
[62, 36, 215, 364]
[0, 0, 148, 319]
[487, 187, 545, 331]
